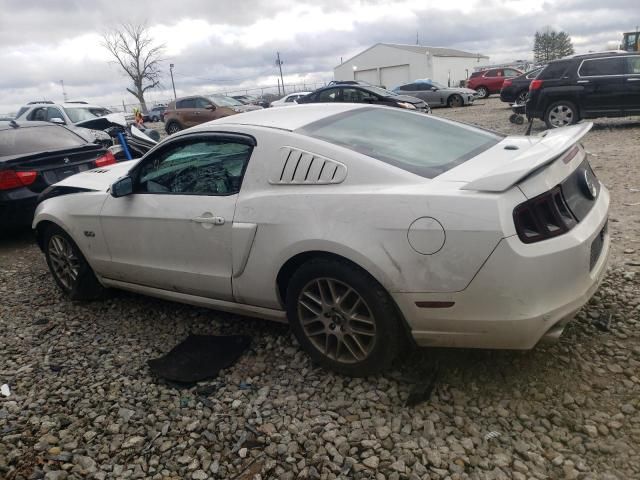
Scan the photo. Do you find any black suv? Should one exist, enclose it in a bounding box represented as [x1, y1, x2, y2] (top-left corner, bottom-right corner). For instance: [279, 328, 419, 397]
[526, 51, 640, 128]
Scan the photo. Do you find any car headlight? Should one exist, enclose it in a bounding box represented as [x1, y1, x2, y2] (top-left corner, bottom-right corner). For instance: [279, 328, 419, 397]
[398, 102, 416, 110]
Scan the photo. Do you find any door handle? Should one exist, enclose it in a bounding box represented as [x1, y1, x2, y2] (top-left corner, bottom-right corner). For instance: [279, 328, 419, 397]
[627, 78, 640, 82]
[192, 216, 225, 225]
[577, 80, 590, 84]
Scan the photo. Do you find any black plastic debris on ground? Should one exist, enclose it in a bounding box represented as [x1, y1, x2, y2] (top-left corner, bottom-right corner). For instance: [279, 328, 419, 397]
[148, 334, 251, 384]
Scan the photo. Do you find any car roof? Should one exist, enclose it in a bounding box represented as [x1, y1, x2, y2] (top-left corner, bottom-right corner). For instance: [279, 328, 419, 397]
[0, 120, 57, 131]
[192, 103, 367, 131]
[553, 50, 635, 62]
[22, 102, 107, 109]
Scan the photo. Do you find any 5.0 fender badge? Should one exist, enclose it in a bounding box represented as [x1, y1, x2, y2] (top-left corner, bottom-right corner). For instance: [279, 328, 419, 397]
[83, 231, 95, 238]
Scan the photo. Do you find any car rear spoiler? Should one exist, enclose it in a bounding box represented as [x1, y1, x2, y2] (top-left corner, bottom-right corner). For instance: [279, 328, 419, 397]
[461, 122, 592, 192]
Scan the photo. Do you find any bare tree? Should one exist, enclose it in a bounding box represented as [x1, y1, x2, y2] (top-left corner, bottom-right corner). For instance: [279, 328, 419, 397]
[102, 23, 164, 112]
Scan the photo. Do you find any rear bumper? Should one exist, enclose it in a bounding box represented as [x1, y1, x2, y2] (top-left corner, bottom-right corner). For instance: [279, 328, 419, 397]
[394, 187, 610, 349]
[0, 188, 39, 229]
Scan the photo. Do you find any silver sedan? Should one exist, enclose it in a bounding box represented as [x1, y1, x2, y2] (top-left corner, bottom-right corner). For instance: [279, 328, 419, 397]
[393, 80, 477, 107]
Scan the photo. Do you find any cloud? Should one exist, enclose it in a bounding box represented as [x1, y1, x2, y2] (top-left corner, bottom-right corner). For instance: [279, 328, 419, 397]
[0, 0, 634, 113]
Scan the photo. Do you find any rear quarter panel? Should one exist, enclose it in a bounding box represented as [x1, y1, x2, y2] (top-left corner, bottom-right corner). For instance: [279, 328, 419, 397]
[229, 126, 520, 309]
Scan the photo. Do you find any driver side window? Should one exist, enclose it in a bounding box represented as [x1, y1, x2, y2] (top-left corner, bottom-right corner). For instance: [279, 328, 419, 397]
[195, 97, 213, 109]
[137, 139, 252, 196]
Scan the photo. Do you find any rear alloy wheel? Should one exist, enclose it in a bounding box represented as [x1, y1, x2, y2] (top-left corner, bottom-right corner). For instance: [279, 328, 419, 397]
[286, 259, 402, 376]
[447, 94, 464, 108]
[545, 101, 578, 129]
[44, 225, 106, 300]
[475, 86, 489, 98]
[516, 90, 528, 104]
[166, 122, 181, 135]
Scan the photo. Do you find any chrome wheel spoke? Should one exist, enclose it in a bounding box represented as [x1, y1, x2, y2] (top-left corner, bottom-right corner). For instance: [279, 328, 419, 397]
[48, 234, 80, 290]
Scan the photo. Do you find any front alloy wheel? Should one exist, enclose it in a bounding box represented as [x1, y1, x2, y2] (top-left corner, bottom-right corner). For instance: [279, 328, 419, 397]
[43, 225, 106, 300]
[48, 234, 80, 290]
[448, 94, 464, 108]
[298, 278, 376, 363]
[476, 86, 489, 98]
[286, 258, 403, 376]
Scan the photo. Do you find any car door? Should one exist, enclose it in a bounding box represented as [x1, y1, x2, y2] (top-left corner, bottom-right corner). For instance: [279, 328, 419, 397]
[485, 69, 504, 92]
[177, 98, 199, 127]
[45, 107, 66, 124]
[196, 97, 218, 122]
[577, 57, 627, 114]
[315, 87, 341, 103]
[624, 55, 640, 113]
[98, 133, 255, 301]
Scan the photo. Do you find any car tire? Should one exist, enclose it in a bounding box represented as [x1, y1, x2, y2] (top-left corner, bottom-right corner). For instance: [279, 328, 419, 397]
[475, 86, 489, 98]
[516, 90, 528, 104]
[44, 224, 107, 300]
[285, 258, 402, 376]
[151, 115, 159, 122]
[447, 94, 464, 108]
[165, 121, 182, 135]
[544, 101, 579, 129]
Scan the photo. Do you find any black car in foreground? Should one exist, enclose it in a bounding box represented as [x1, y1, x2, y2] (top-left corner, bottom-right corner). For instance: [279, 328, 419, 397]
[527, 51, 640, 128]
[298, 85, 430, 113]
[500, 67, 543, 104]
[0, 121, 115, 229]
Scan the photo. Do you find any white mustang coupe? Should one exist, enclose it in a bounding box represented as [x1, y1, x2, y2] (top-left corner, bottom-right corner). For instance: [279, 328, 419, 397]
[33, 104, 610, 376]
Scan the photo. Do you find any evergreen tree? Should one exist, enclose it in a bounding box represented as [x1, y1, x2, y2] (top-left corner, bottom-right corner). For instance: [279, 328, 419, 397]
[533, 28, 575, 63]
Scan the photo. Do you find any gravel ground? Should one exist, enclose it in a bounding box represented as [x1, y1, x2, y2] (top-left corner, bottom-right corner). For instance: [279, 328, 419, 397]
[1, 98, 639, 480]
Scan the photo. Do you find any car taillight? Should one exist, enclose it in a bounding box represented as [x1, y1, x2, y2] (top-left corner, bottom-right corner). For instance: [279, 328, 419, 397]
[0, 170, 38, 191]
[95, 151, 116, 167]
[502, 79, 512, 88]
[513, 186, 576, 243]
[529, 79, 543, 91]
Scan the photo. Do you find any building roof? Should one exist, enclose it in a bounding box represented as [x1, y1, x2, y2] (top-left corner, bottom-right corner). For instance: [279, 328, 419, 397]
[336, 43, 489, 67]
[381, 43, 489, 58]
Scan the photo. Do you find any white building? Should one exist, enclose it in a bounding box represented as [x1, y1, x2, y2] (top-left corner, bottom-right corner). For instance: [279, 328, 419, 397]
[334, 43, 489, 89]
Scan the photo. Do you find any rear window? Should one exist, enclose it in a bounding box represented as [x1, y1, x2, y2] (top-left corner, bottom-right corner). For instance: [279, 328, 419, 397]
[539, 61, 572, 80]
[0, 125, 85, 156]
[298, 108, 502, 179]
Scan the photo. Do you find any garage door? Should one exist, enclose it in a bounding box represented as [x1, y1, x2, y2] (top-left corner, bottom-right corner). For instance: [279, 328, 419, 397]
[380, 65, 410, 89]
[354, 68, 378, 85]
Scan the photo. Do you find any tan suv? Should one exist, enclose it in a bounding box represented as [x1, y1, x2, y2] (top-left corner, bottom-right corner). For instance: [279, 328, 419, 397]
[164, 95, 239, 134]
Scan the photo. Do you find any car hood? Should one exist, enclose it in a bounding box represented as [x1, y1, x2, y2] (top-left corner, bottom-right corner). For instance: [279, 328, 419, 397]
[75, 112, 128, 130]
[437, 123, 593, 192]
[54, 159, 137, 191]
[234, 104, 263, 112]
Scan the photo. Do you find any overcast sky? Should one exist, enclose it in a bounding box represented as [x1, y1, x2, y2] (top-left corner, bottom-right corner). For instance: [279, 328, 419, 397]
[0, 0, 636, 113]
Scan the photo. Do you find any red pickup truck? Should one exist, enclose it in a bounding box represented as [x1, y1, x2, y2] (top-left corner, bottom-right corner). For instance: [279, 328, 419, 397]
[467, 68, 523, 98]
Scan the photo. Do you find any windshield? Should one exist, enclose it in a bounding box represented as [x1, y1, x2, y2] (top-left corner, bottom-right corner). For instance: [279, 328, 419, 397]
[298, 108, 502, 179]
[64, 107, 108, 123]
[363, 86, 398, 97]
[0, 125, 85, 156]
[210, 95, 244, 107]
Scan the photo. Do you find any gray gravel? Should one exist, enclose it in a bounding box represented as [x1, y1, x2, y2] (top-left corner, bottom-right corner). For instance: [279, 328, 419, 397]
[1, 98, 639, 479]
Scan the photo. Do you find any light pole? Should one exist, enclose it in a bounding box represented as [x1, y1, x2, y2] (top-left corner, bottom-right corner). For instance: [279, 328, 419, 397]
[169, 64, 177, 100]
[276, 52, 285, 95]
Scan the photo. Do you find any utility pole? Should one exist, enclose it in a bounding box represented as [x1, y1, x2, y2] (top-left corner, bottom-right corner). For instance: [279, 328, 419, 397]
[169, 64, 177, 100]
[60, 80, 68, 102]
[276, 52, 285, 95]
[416, 32, 419, 45]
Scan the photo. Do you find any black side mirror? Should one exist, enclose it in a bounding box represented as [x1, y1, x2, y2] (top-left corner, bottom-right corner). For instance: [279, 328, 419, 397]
[431, 86, 438, 91]
[363, 96, 377, 103]
[206, 104, 216, 111]
[111, 176, 133, 197]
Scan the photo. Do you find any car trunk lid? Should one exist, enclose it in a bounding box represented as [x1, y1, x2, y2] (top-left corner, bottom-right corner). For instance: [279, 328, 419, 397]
[3, 145, 107, 192]
[437, 123, 592, 195]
